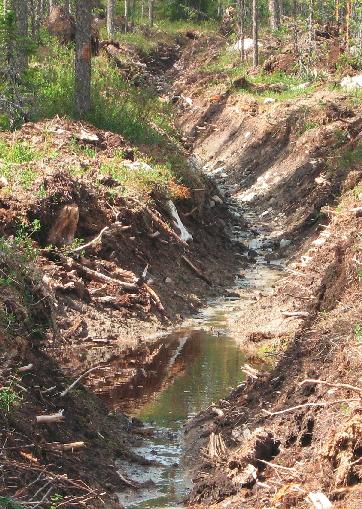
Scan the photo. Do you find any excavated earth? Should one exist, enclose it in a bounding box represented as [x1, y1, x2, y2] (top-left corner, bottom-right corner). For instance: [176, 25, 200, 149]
[0, 31, 361, 509]
[170, 35, 362, 509]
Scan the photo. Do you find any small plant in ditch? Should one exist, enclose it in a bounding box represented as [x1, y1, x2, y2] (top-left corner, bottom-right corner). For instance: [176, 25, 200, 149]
[355, 324, 362, 344]
[0, 385, 20, 412]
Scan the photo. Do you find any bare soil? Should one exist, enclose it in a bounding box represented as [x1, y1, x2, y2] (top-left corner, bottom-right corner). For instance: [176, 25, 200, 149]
[171, 35, 362, 509]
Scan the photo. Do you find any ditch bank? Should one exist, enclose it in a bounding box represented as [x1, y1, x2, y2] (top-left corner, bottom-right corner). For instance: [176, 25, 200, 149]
[168, 38, 362, 509]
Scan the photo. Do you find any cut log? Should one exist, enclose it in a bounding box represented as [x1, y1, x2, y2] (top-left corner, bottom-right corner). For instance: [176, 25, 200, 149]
[36, 411, 65, 424]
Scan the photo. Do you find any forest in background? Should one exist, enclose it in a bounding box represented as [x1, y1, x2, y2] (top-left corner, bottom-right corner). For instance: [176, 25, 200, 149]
[0, 0, 361, 135]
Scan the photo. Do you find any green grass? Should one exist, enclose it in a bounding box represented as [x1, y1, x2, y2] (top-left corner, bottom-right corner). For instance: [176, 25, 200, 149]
[0, 140, 41, 163]
[0, 140, 43, 189]
[100, 157, 174, 197]
[30, 40, 178, 148]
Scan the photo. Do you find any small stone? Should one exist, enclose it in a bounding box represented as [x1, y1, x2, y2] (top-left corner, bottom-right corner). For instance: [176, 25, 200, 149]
[165, 277, 172, 284]
[280, 238, 291, 248]
[211, 195, 223, 204]
[263, 97, 276, 104]
[209, 200, 215, 208]
[0, 176, 9, 188]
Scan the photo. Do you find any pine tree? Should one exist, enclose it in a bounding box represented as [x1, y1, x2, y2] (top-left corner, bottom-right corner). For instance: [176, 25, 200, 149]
[75, 0, 91, 117]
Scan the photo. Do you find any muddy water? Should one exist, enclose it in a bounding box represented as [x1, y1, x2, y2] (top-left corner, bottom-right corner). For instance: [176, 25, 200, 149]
[117, 258, 284, 509]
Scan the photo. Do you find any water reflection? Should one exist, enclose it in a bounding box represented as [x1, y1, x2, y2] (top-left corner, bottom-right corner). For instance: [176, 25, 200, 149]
[117, 329, 245, 508]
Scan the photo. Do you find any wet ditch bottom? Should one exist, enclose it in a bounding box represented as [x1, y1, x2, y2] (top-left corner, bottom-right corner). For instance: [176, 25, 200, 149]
[116, 257, 284, 509]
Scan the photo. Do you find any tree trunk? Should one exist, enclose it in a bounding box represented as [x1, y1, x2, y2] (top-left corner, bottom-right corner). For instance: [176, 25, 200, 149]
[12, 0, 28, 76]
[107, 0, 115, 38]
[307, 0, 314, 71]
[292, 0, 298, 55]
[29, 0, 36, 37]
[252, 0, 259, 67]
[148, 0, 154, 27]
[268, 0, 280, 30]
[237, 0, 245, 62]
[124, 0, 129, 33]
[141, 0, 144, 20]
[345, 0, 352, 50]
[75, 0, 92, 117]
[63, 0, 70, 13]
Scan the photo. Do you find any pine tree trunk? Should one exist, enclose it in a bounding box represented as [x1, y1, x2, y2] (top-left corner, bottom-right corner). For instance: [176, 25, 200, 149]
[12, 0, 28, 76]
[148, 0, 154, 27]
[252, 0, 259, 67]
[75, 0, 91, 117]
[107, 0, 115, 38]
[345, 0, 352, 50]
[237, 0, 245, 62]
[292, 0, 298, 55]
[269, 0, 280, 30]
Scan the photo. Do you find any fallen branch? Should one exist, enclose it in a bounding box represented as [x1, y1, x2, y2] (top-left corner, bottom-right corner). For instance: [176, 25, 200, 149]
[47, 441, 86, 452]
[262, 399, 360, 417]
[36, 410, 65, 424]
[69, 226, 109, 254]
[118, 472, 140, 489]
[18, 363, 34, 373]
[257, 458, 296, 472]
[143, 283, 165, 313]
[144, 204, 188, 246]
[299, 378, 362, 394]
[68, 259, 139, 291]
[182, 255, 211, 285]
[60, 365, 106, 397]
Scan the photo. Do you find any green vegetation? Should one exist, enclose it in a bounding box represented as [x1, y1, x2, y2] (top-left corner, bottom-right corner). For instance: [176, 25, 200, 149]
[0, 386, 20, 412]
[0, 220, 47, 338]
[30, 40, 178, 147]
[0, 497, 22, 509]
[355, 324, 362, 343]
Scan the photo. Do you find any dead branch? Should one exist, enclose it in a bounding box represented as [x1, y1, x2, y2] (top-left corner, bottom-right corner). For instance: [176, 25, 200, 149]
[299, 378, 362, 394]
[182, 255, 211, 285]
[69, 226, 109, 253]
[47, 441, 86, 452]
[67, 258, 139, 291]
[60, 366, 106, 397]
[36, 410, 65, 424]
[143, 283, 165, 313]
[262, 399, 360, 417]
[257, 458, 296, 472]
[144, 204, 188, 246]
[18, 363, 34, 373]
[208, 432, 226, 460]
